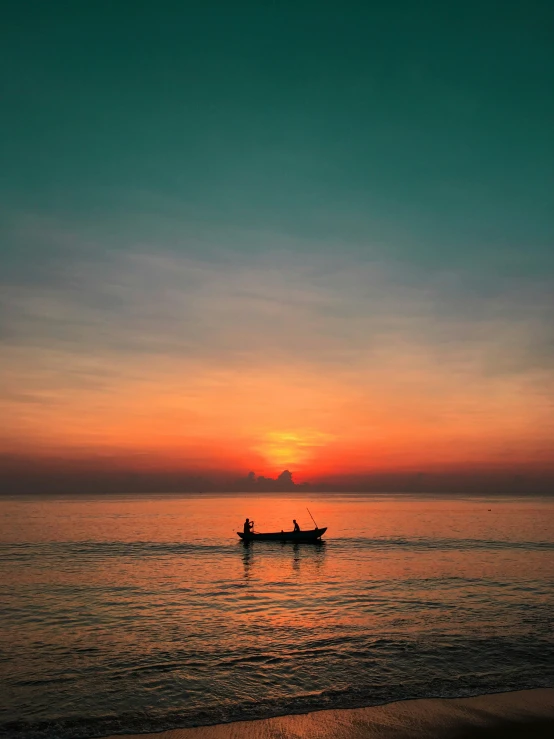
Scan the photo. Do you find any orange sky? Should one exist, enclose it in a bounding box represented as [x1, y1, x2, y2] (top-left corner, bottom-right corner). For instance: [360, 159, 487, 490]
[2, 336, 553, 483]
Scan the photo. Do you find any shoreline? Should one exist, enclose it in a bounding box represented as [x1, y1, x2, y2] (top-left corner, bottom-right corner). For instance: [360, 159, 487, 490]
[104, 687, 554, 739]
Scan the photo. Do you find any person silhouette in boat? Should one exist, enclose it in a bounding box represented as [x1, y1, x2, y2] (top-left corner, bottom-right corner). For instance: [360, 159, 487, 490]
[243, 518, 254, 535]
[293, 519, 301, 532]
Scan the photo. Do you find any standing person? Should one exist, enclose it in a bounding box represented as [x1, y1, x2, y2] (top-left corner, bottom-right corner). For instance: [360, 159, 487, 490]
[243, 518, 254, 535]
[293, 519, 300, 532]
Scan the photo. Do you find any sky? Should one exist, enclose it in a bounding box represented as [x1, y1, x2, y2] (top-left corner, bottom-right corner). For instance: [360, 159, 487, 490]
[1, 2, 553, 491]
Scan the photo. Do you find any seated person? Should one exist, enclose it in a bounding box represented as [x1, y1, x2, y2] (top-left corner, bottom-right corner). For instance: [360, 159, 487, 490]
[293, 519, 300, 532]
[243, 518, 254, 535]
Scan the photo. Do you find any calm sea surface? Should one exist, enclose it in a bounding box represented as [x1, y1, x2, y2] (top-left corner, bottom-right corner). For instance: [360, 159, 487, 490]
[1, 493, 553, 739]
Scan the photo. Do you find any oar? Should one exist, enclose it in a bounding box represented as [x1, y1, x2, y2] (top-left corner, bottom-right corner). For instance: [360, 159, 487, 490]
[306, 507, 318, 529]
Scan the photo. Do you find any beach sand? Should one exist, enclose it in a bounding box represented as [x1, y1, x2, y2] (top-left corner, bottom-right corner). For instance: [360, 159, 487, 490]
[105, 688, 554, 739]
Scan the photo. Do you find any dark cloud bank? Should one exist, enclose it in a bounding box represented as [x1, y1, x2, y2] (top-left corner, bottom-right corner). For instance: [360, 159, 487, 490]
[0, 458, 552, 496]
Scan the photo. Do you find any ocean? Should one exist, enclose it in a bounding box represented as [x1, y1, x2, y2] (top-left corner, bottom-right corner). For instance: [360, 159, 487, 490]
[1, 493, 553, 739]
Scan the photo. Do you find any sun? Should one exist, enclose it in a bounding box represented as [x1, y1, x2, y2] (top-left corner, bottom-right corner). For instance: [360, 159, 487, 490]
[254, 430, 334, 470]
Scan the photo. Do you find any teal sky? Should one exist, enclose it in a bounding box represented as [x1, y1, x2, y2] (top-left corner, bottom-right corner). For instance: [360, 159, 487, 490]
[1, 2, 553, 485]
[3, 2, 553, 263]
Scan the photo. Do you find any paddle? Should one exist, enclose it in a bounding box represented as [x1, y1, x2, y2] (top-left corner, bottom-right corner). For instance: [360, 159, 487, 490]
[306, 507, 318, 529]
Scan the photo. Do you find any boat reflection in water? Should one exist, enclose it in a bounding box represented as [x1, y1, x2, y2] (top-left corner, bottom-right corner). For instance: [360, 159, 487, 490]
[241, 537, 327, 580]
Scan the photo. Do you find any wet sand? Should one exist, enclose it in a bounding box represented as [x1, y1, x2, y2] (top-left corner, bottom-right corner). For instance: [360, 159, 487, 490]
[105, 688, 554, 738]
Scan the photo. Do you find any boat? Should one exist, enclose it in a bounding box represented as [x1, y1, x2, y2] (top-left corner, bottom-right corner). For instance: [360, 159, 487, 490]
[237, 527, 327, 543]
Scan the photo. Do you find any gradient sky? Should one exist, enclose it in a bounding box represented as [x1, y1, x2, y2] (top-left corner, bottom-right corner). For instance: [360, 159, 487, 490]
[1, 2, 553, 486]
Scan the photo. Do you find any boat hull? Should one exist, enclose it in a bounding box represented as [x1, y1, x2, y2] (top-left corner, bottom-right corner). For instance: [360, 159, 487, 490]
[237, 527, 327, 542]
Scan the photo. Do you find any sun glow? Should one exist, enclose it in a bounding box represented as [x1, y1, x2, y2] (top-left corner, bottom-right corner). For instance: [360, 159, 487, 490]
[254, 430, 335, 470]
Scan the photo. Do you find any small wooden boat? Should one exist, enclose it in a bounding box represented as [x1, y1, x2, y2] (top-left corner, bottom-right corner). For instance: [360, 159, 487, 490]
[237, 527, 327, 543]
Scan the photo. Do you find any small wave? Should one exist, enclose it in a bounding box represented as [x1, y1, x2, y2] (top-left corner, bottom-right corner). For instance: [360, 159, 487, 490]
[2, 536, 551, 565]
[329, 536, 554, 552]
[3, 671, 554, 739]
[0, 540, 235, 561]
